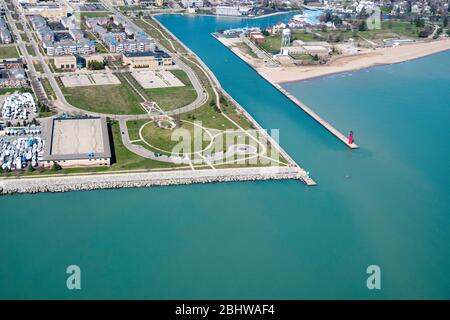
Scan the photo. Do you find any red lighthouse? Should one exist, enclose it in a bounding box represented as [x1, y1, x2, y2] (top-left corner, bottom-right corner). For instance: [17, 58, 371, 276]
[348, 131, 354, 145]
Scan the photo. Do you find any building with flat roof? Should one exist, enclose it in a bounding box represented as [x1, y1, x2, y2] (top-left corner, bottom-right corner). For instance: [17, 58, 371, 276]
[43, 117, 111, 168]
[53, 55, 77, 70]
[122, 51, 172, 69]
[20, 3, 68, 20]
[181, 0, 203, 8]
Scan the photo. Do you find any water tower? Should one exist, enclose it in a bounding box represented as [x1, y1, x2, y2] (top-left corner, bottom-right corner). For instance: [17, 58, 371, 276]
[281, 28, 291, 46]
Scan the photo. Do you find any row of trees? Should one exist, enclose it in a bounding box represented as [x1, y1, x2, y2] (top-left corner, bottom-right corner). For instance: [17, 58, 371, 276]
[87, 60, 106, 70]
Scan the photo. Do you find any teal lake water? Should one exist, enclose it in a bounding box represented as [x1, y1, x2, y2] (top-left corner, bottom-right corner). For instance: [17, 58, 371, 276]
[0, 14, 449, 299]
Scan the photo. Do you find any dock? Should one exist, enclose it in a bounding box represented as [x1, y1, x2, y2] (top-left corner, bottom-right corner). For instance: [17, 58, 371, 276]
[273, 83, 360, 149]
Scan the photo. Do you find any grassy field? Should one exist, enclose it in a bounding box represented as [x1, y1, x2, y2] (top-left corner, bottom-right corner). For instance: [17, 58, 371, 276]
[41, 78, 56, 100]
[80, 12, 111, 18]
[260, 31, 319, 53]
[0, 45, 19, 59]
[26, 45, 36, 56]
[61, 81, 145, 115]
[109, 121, 181, 170]
[145, 70, 197, 111]
[358, 21, 420, 40]
[33, 61, 43, 73]
[136, 120, 211, 154]
[0, 87, 29, 95]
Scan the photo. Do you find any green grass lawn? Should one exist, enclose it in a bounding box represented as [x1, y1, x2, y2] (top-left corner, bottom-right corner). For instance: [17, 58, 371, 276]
[80, 12, 111, 18]
[41, 78, 55, 100]
[33, 61, 43, 73]
[109, 121, 182, 170]
[0, 45, 19, 59]
[144, 70, 197, 111]
[26, 45, 36, 56]
[260, 31, 319, 53]
[0, 87, 29, 95]
[61, 81, 145, 115]
[138, 120, 211, 154]
[358, 21, 420, 40]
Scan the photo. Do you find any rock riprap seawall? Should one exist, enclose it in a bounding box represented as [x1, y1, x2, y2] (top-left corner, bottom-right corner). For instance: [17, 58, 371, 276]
[0, 167, 305, 195]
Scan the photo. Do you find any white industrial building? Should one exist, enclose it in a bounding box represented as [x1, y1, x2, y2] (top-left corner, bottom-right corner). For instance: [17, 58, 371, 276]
[215, 5, 252, 16]
[181, 0, 203, 8]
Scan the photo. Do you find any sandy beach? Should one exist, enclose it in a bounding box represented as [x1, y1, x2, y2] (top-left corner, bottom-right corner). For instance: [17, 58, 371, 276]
[259, 39, 450, 83]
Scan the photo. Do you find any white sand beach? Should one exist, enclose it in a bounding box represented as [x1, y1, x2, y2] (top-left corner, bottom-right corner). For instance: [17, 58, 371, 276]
[259, 39, 450, 83]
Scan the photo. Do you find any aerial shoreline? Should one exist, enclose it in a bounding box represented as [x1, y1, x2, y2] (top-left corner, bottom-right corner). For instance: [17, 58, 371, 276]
[260, 40, 450, 84]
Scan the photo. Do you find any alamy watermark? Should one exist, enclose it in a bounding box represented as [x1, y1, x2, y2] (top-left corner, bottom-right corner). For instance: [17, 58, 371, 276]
[366, 265, 381, 290]
[66, 265, 81, 290]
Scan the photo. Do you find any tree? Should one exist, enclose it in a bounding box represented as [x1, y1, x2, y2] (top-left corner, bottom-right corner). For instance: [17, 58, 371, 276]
[415, 16, 425, 28]
[443, 16, 449, 28]
[87, 60, 105, 70]
[358, 21, 368, 31]
[51, 162, 62, 171]
[27, 163, 35, 172]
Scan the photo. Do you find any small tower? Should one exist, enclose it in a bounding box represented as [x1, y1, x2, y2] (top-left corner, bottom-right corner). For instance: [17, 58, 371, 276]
[281, 28, 291, 47]
[348, 131, 354, 145]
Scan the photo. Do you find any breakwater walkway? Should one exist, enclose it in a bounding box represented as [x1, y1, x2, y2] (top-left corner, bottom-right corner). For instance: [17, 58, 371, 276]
[270, 82, 359, 149]
[0, 167, 307, 195]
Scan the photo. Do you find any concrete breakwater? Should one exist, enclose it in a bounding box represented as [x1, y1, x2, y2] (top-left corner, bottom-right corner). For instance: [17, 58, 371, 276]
[0, 167, 305, 195]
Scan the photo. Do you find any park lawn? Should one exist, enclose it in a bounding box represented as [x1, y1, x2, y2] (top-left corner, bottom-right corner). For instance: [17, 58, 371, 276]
[144, 70, 197, 111]
[33, 61, 43, 73]
[0, 87, 28, 95]
[358, 21, 420, 40]
[80, 12, 111, 18]
[0, 45, 19, 59]
[260, 31, 319, 53]
[138, 120, 211, 154]
[41, 78, 56, 100]
[381, 21, 420, 38]
[110, 121, 182, 170]
[26, 45, 36, 56]
[62, 82, 145, 115]
[260, 35, 282, 53]
[126, 119, 145, 141]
